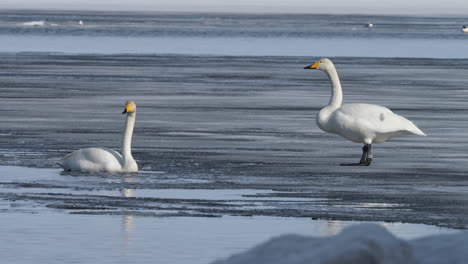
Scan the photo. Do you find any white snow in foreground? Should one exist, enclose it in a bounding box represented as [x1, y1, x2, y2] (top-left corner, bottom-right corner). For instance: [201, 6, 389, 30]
[213, 224, 467, 264]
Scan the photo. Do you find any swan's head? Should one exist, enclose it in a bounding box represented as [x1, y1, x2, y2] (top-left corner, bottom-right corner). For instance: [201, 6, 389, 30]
[304, 58, 335, 72]
[122, 100, 136, 114]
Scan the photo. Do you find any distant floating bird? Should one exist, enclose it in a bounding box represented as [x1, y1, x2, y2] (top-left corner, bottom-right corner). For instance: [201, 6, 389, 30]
[79, 20, 84, 26]
[304, 58, 426, 166]
[462, 25, 468, 33]
[59, 101, 138, 173]
[366, 23, 374, 28]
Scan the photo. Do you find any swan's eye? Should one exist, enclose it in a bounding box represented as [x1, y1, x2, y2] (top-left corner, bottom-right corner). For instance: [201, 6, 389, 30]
[320, 61, 322, 63]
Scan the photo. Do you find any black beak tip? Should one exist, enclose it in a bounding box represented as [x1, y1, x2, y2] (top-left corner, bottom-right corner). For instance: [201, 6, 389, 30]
[304, 65, 311, 69]
[122, 110, 127, 114]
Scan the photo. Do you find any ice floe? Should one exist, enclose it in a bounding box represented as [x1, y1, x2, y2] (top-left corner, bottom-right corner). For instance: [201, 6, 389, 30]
[20, 21, 46, 27]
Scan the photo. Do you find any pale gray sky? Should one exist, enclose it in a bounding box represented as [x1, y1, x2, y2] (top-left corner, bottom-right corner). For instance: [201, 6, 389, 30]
[1, 0, 467, 15]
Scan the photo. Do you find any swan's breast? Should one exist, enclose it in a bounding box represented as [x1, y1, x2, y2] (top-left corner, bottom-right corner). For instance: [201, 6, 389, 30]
[316, 108, 336, 133]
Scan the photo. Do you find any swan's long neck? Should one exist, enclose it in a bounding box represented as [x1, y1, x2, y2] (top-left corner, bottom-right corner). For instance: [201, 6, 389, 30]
[324, 66, 343, 109]
[122, 112, 135, 166]
[316, 64, 343, 133]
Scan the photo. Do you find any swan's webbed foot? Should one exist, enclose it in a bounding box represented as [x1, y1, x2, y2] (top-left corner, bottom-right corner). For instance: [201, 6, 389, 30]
[340, 144, 373, 166]
[340, 160, 371, 166]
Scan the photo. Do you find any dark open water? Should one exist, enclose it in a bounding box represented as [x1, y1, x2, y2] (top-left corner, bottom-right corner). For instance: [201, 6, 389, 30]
[0, 10, 467, 264]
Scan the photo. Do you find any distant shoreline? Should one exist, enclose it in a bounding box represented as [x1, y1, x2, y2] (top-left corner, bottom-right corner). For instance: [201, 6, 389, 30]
[0, 8, 466, 18]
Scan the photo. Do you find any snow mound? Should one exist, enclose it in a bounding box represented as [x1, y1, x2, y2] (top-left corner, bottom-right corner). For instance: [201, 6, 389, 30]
[213, 224, 466, 264]
[410, 231, 468, 264]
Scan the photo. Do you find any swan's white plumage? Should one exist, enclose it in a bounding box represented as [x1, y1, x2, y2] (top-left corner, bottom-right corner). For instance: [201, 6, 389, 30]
[307, 58, 426, 145]
[320, 103, 426, 144]
[59, 101, 138, 173]
[60, 147, 126, 172]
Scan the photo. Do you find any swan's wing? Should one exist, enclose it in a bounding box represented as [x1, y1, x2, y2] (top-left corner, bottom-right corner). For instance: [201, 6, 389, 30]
[62, 150, 80, 160]
[95, 147, 123, 162]
[332, 104, 425, 143]
[60, 147, 123, 172]
[62, 147, 123, 163]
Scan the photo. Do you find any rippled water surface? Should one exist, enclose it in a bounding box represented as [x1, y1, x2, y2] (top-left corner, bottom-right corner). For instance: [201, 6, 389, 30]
[0, 166, 460, 264]
[0, 11, 468, 56]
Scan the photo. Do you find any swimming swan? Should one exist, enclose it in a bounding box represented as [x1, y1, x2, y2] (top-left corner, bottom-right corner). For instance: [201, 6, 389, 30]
[60, 101, 138, 172]
[304, 58, 426, 166]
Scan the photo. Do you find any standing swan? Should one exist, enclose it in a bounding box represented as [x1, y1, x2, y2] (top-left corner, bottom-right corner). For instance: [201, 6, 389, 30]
[60, 101, 138, 172]
[304, 58, 426, 166]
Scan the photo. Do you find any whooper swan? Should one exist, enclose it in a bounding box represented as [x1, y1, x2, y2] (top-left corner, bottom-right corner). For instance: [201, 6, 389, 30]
[304, 58, 426, 166]
[60, 101, 138, 172]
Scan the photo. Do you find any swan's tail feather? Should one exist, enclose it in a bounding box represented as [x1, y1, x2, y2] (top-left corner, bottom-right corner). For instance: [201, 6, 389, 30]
[408, 125, 426, 136]
[404, 116, 426, 136]
[393, 114, 426, 137]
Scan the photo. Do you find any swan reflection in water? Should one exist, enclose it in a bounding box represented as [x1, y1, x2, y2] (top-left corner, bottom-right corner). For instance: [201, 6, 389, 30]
[320, 221, 343, 236]
[122, 175, 135, 256]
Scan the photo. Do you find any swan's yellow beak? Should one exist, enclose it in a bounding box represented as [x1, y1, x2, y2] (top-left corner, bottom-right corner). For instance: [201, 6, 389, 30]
[304, 61, 320, 69]
[122, 104, 132, 114]
[122, 100, 136, 114]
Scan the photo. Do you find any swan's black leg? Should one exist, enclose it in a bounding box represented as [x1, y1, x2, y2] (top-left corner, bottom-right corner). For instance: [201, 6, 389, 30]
[361, 144, 372, 166]
[340, 144, 373, 166]
[357, 144, 372, 165]
[359, 144, 368, 164]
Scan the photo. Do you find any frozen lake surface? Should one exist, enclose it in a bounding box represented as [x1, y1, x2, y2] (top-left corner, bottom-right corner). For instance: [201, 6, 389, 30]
[0, 10, 467, 264]
[1, 54, 467, 228]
